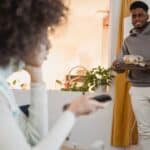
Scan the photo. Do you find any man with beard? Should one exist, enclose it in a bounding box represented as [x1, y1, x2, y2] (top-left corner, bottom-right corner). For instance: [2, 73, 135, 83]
[112, 1, 150, 150]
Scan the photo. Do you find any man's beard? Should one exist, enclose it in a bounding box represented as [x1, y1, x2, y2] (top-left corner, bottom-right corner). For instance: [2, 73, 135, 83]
[135, 22, 148, 30]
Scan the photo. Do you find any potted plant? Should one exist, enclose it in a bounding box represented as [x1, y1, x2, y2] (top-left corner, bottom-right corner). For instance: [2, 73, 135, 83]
[81, 66, 114, 92]
[56, 66, 114, 92]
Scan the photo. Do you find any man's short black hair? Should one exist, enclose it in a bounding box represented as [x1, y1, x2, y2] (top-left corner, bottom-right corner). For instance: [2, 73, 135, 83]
[130, 1, 149, 12]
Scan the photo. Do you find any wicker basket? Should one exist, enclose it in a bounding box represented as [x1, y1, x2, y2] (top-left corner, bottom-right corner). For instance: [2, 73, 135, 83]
[65, 65, 88, 83]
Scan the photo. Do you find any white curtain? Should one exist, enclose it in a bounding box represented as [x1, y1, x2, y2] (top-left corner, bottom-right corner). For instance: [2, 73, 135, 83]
[108, 0, 122, 66]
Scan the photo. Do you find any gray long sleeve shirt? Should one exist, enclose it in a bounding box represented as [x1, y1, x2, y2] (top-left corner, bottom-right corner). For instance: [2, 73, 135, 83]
[119, 22, 150, 87]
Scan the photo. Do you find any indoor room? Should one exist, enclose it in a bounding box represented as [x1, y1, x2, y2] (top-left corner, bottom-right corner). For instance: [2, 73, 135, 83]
[1, 0, 150, 150]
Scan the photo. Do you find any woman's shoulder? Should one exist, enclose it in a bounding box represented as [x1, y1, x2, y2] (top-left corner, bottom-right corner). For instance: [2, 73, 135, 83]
[0, 75, 20, 118]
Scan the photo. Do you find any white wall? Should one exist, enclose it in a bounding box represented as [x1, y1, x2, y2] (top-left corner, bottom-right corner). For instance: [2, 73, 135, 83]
[143, 0, 150, 7]
[42, 0, 110, 89]
[108, 0, 121, 66]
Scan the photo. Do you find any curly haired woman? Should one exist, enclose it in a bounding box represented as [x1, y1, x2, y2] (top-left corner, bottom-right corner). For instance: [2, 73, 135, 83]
[0, 0, 103, 150]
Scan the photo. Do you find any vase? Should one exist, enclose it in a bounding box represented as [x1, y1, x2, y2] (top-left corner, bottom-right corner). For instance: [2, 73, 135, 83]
[95, 85, 107, 93]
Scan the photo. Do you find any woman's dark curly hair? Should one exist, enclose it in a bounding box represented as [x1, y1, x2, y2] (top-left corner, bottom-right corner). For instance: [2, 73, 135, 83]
[0, 0, 68, 66]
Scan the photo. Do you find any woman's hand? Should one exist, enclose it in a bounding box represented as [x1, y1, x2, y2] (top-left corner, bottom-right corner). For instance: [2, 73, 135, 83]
[67, 95, 104, 117]
[23, 43, 49, 68]
[24, 65, 43, 83]
[23, 35, 50, 83]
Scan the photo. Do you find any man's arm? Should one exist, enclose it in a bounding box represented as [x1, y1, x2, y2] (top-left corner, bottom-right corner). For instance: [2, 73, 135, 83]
[111, 41, 129, 73]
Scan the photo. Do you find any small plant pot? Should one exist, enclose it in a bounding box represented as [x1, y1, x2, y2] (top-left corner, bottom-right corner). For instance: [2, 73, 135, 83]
[95, 85, 107, 93]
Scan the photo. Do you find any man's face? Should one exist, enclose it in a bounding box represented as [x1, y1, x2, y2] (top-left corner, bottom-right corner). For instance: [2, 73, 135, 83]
[131, 8, 149, 29]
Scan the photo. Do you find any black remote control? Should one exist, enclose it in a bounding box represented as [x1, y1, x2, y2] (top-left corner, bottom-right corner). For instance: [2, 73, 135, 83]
[63, 94, 112, 111]
[91, 94, 112, 102]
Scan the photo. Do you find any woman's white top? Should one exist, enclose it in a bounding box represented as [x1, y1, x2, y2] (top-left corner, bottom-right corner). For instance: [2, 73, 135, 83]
[0, 64, 76, 150]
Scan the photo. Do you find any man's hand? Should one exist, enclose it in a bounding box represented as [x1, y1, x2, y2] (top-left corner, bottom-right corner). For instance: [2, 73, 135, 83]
[111, 60, 125, 73]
